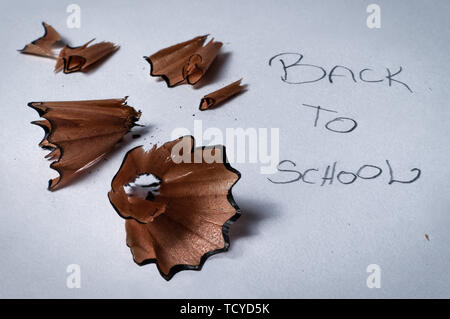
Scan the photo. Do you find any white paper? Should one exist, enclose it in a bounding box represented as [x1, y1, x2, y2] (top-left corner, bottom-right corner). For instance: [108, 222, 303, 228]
[0, 0, 448, 298]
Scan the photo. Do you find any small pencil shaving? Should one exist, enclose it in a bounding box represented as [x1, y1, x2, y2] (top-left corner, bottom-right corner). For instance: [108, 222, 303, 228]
[199, 79, 244, 111]
[145, 35, 222, 87]
[54, 40, 119, 74]
[19, 22, 118, 74]
[19, 22, 61, 58]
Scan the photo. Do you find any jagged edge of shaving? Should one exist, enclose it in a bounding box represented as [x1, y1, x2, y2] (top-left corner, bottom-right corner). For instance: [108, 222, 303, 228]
[18, 22, 55, 53]
[28, 97, 137, 191]
[143, 56, 186, 88]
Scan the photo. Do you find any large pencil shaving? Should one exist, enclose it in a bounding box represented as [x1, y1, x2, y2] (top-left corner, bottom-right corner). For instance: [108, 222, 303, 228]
[54, 40, 119, 74]
[199, 79, 245, 110]
[29, 97, 141, 191]
[108, 136, 241, 280]
[144, 36, 222, 87]
[19, 22, 61, 58]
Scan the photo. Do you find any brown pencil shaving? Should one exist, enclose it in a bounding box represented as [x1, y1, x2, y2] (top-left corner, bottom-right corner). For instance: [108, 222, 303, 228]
[54, 40, 119, 74]
[19, 22, 61, 58]
[144, 35, 222, 87]
[199, 79, 245, 110]
[108, 136, 241, 280]
[54, 39, 93, 73]
[145, 35, 207, 85]
[28, 97, 141, 191]
[182, 39, 223, 85]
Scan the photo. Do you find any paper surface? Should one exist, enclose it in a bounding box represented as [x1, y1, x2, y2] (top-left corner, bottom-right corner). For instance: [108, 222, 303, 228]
[0, 0, 448, 298]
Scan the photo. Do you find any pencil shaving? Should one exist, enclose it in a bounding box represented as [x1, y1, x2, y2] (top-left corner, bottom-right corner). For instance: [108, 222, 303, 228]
[19, 22, 61, 58]
[199, 79, 245, 110]
[145, 35, 222, 87]
[54, 40, 119, 74]
[29, 97, 141, 191]
[108, 136, 241, 280]
[20, 22, 118, 73]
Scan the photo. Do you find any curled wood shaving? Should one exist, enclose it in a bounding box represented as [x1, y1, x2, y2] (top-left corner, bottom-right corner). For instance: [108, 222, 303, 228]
[29, 97, 141, 190]
[19, 22, 61, 58]
[144, 36, 222, 87]
[199, 79, 245, 110]
[20, 22, 118, 74]
[54, 40, 119, 74]
[108, 136, 241, 280]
